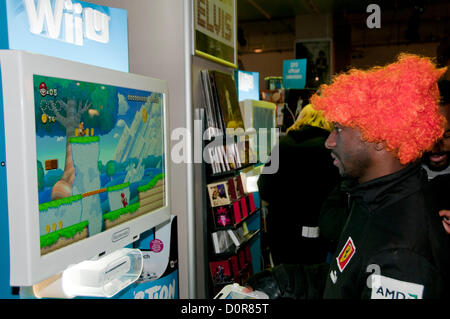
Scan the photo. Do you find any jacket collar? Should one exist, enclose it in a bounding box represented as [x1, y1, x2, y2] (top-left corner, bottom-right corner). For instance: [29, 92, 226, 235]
[344, 162, 425, 209]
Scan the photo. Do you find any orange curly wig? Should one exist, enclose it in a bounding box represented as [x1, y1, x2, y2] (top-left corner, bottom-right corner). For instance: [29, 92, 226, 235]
[311, 53, 447, 164]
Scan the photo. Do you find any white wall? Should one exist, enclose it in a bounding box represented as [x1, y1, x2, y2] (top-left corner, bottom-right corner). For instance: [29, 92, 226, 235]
[84, 0, 192, 298]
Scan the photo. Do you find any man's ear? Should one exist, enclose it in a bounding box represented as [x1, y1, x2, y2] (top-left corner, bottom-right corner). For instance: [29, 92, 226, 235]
[374, 142, 385, 152]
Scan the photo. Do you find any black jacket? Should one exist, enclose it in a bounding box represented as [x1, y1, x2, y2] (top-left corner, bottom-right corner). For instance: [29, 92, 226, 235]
[324, 163, 450, 298]
[429, 173, 450, 211]
[257, 125, 340, 265]
[248, 163, 450, 299]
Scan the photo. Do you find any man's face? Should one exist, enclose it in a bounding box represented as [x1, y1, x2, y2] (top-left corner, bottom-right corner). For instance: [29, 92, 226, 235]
[325, 123, 372, 182]
[424, 106, 450, 171]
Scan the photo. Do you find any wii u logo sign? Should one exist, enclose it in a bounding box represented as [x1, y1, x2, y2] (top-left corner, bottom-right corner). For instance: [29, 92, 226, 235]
[24, 0, 110, 46]
[366, 4, 381, 29]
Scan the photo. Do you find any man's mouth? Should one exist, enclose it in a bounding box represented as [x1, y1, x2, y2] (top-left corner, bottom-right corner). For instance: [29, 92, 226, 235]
[443, 217, 450, 234]
[442, 214, 450, 223]
[429, 153, 447, 163]
[439, 210, 450, 234]
[331, 153, 339, 166]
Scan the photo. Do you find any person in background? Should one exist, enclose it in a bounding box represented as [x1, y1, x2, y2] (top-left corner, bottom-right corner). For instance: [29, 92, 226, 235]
[257, 104, 340, 266]
[429, 172, 450, 234]
[423, 80, 450, 179]
[424, 35, 450, 233]
[422, 80, 450, 234]
[247, 54, 450, 299]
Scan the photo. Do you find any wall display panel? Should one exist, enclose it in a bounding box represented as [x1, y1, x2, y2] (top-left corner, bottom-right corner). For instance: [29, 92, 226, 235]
[0, 50, 170, 286]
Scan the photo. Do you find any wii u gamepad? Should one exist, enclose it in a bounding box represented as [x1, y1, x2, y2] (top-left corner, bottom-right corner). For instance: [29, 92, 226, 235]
[214, 283, 269, 299]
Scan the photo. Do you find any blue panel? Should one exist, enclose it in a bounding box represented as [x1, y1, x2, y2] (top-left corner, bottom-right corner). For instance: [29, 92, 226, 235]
[0, 66, 18, 298]
[5, 0, 128, 72]
[283, 59, 307, 89]
[249, 235, 261, 273]
[114, 269, 179, 299]
[245, 206, 261, 274]
[0, 0, 10, 49]
[252, 191, 261, 209]
[246, 207, 260, 232]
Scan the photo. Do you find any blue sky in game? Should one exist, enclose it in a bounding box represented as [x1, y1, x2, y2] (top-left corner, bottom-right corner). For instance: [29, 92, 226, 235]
[35, 80, 163, 181]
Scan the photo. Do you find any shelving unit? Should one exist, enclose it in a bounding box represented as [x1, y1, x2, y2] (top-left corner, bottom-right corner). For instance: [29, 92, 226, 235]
[202, 131, 263, 297]
[212, 229, 260, 258]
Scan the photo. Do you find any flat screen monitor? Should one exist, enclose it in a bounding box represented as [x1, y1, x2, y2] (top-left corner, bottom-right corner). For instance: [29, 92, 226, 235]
[235, 70, 259, 102]
[0, 50, 171, 286]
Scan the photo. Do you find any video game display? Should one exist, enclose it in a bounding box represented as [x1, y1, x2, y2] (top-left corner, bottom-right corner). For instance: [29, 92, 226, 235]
[34, 75, 166, 256]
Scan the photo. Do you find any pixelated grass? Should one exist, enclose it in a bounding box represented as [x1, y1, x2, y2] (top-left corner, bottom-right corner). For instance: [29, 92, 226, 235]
[40, 220, 88, 249]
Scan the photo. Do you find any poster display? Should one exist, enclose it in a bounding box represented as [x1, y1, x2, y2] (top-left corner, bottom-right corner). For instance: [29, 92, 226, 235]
[193, 0, 237, 68]
[294, 38, 332, 89]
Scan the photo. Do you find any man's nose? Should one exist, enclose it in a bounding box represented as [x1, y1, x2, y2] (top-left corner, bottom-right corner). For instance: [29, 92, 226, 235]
[431, 140, 443, 153]
[325, 131, 336, 149]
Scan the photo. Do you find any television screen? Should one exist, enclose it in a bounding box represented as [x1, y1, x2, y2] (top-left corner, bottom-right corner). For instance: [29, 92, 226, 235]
[34, 75, 166, 256]
[0, 50, 170, 286]
[235, 70, 259, 102]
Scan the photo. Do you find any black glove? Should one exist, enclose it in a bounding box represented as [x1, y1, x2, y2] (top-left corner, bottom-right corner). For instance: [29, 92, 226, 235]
[245, 264, 308, 299]
[245, 269, 283, 299]
[245, 263, 329, 299]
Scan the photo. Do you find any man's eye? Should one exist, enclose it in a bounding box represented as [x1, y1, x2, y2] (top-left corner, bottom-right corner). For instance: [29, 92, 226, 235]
[444, 130, 450, 139]
[334, 126, 342, 133]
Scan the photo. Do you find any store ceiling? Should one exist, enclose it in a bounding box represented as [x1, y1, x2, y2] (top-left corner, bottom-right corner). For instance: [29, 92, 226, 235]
[238, 0, 336, 21]
[237, 0, 450, 22]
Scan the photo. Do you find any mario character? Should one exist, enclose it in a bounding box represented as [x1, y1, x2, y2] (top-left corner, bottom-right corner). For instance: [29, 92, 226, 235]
[39, 82, 47, 97]
[121, 193, 128, 207]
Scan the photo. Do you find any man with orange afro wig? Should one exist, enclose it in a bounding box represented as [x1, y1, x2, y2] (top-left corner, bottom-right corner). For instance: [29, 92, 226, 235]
[246, 54, 450, 299]
[312, 53, 445, 168]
